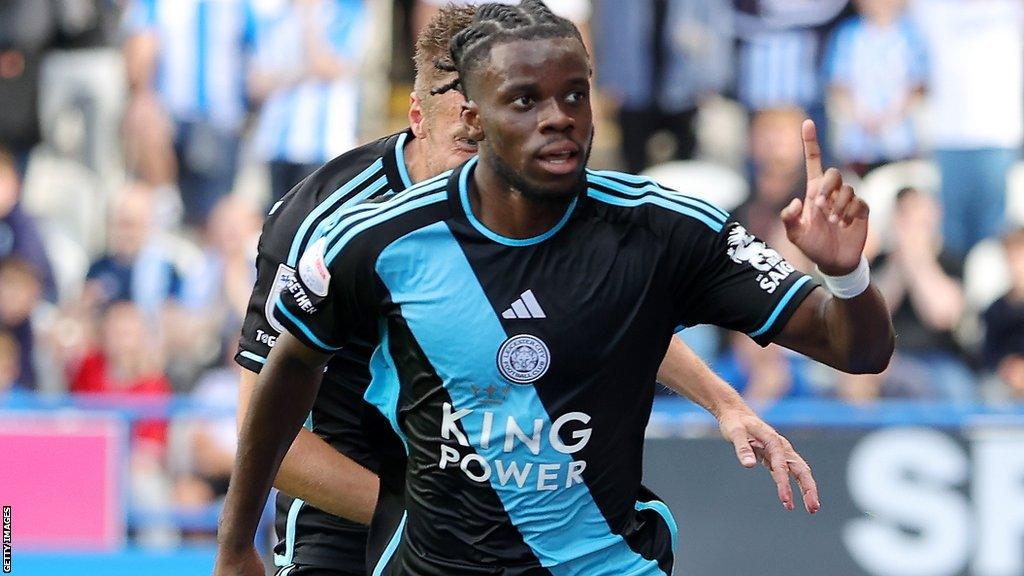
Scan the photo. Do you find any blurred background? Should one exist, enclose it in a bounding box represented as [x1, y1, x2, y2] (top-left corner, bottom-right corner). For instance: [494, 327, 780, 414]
[1, 0, 1022, 574]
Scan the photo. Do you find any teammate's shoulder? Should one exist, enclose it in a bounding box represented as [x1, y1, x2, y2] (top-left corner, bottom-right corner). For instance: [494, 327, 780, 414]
[315, 168, 454, 261]
[271, 131, 406, 215]
[310, 132, 399, 186]
[348, 166, 451, 213]
[584, 168, 730, 234]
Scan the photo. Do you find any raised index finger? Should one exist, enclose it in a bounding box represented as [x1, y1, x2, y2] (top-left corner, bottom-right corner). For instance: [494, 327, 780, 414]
[802, 119, 823, 183]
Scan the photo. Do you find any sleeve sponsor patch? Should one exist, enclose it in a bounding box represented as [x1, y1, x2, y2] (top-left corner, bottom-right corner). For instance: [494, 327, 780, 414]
[298, 236, 332, 297]
[264, 263, 296, 333]
[725, 224, 796, 294]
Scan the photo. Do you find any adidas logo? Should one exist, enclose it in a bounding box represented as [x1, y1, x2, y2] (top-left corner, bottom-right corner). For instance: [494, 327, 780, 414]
[501, 290, 546, 319]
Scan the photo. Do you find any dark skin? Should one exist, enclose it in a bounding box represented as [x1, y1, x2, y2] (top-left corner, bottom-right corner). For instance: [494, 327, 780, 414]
[461, 37, 893, 374]
[214, 34, 892, 576]
[461, 39, 593, 239]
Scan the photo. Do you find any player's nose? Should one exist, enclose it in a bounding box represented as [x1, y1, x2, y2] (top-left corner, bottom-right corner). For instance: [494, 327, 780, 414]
[537, 99, 575, 134]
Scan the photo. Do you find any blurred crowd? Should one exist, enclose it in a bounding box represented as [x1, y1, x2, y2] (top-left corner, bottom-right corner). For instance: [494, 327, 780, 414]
[0, 0, 1023, 541]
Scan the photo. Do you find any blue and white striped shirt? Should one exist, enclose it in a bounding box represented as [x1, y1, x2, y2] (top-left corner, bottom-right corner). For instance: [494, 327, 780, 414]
[250, 0, 367, 165]
[126, 0, 257, 133]
[824, 15, 928, 163]
[596, 0, 733, 112]
[737, 28, 821, 111]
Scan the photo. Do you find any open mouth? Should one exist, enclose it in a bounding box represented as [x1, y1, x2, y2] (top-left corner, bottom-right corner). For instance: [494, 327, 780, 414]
[537, 143, 581, 175]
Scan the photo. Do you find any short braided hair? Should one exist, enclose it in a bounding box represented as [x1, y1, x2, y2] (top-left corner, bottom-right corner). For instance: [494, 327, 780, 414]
[431, 0, 584, 97]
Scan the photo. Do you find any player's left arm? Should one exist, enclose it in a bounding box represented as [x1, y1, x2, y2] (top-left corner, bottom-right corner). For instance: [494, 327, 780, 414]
[657, 337, 819, 514]
[771, 120, 895, 374]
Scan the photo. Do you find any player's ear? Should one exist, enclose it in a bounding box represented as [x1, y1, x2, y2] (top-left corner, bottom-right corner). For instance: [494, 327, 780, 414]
[462, 100, 485, 142]
[409, 92, 427, 139]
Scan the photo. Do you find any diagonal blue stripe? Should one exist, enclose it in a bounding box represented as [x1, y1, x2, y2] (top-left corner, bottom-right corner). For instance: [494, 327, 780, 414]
[588, 170, 730, 221]
[588, 174, 729, 224]
[318, 176, 449, 261]
[306, 175, 389, 254]
[587, 189, 724, 232]
[325, 189, 447, 264]
[287, 159, 384, 265]
[748, 275, 813, 338]
[374, 222, 665, 575]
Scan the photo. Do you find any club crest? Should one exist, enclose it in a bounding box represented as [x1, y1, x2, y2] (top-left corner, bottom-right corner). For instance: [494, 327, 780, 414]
[497, 334, 551, 384]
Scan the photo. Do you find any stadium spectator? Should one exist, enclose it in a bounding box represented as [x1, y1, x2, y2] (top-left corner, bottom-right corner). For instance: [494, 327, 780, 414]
[38, 0, 127, 179]
[733, 0, 851, 165]
[852, 187, 972, 401]
[910, 0, 1024, 258]
[249, 0, 370, 204]
[0, 146, 56, 301]
[0, 329, 21, 393]
[0, 0, 57, 176]
[414, 0, 591, 43]
[181, 194, 260, 318]
[0, 258, 44, 390]
[737, 107, 808, 236]
[982, 228, 1024, 401]
[83, 181, 183, 317]
[122, 0, 258, 226]
[169, 194, 260, 387]
[727, 109, 817, 402]
[66, 300, 177, 545]
[174, 347, 239, 510]
[717, 338, 819, 403]
[823, 0, 927, 176]
[68, 299, 172, 452]
[595, 0, 732, 173]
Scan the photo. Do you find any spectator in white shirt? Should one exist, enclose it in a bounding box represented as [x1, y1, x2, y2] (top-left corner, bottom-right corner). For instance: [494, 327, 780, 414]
[910, 0, 1024, 258]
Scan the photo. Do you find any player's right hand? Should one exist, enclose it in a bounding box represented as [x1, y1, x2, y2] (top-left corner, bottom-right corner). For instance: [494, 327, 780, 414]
[212, 545, 265, 576]
[780, 119, 870, 277]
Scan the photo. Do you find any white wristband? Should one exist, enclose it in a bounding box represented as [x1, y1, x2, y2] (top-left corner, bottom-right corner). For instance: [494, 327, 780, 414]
[818, 255, 870, 299]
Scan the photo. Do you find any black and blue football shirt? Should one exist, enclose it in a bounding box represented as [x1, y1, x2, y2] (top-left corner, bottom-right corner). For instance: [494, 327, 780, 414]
[235, 130, 415, 573]
[275, 156, 818, 576]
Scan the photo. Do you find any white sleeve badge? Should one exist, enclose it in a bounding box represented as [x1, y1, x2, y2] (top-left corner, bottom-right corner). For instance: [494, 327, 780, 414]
[298, 236, 332, 297]
[725, 224, 796, 294]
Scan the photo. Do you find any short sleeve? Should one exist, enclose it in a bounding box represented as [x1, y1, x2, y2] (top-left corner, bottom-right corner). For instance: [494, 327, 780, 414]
[274, 235, 346, 352]
[274, 227, 378, 355]
[677, 221, 819, 346]
[235, 178, 314, 372]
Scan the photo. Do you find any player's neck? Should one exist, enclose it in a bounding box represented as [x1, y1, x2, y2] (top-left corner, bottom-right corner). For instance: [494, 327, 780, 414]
[403, 137, 432, 184]
[469, 160, 574, 240]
